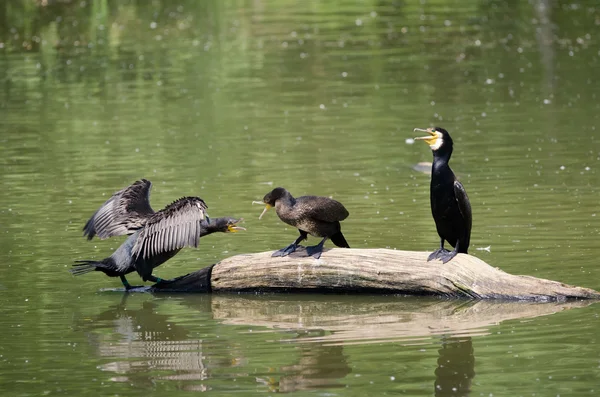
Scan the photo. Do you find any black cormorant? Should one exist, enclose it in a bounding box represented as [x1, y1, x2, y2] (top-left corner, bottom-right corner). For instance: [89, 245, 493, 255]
[254, 187, 350, 259]
[71, 179, 245, 289]
[414, 127, 472, 263]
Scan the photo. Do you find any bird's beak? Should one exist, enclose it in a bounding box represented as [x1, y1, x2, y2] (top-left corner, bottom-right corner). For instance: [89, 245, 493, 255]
[227, 218, 246, 233]
[258, 204, 272, 220]
[413, 127, 438, 146]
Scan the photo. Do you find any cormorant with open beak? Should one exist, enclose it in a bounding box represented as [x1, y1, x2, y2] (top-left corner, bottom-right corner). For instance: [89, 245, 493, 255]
[414, 127, 472, 263]
[254, 187, 349, 259]
[71, 179, 245, 289]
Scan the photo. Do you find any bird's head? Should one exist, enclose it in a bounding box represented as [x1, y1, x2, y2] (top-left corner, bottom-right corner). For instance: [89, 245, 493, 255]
[413, 127, 453, 153]
[252, 187, 288, 219]
[212, 217, 246, 233]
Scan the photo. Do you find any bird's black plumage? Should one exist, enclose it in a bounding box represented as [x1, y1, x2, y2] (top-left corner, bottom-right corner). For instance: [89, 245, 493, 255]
[256, 187, 350, 259]
[72, 179, 245, 289]
[414, 127, 472, 263]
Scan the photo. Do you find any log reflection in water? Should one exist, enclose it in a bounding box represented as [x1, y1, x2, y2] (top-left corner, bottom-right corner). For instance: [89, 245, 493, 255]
[211, 295, 593, 345]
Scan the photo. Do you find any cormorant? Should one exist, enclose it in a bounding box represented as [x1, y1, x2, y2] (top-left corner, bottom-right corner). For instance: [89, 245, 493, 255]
[71, 179, 245, 289]
[254, 187, 350, 259]
[414, 127, 472, 263]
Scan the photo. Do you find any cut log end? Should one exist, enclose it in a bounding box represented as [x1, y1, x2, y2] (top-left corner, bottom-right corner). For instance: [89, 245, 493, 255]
[149, 247, 600, 302]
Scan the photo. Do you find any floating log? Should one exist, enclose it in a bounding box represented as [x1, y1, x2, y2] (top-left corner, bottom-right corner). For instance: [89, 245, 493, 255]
[149, 248, 600, 301]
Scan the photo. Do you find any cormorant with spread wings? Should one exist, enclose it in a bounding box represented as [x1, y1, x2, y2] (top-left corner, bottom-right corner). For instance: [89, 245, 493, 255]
[71, 179, 245, 289]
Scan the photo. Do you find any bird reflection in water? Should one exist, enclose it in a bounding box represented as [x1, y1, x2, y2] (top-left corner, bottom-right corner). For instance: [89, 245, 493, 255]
[255, 330, 351, 393]
[79, 294, 242, 391]
[434, 336, 475, 396]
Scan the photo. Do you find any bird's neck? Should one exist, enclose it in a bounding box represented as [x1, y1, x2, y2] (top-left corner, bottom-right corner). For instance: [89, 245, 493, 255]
[200, 219, 223, 237]
[275, 191, 296, 211]
[431, 151, 455, 182]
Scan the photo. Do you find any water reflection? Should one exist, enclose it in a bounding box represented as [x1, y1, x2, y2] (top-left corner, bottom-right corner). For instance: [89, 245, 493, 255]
[2, 0, 600, 395]
[82, 295, 219, 388]
[212, 295, 591, 343]
[259, 332, 351, 393]
[435, 337, 475, 397]
[78, 294, 592, 393]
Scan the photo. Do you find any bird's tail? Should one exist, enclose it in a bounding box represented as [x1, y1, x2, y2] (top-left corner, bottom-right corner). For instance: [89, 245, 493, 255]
[70, 260, 104, 276]
[330, 232, 350, 248]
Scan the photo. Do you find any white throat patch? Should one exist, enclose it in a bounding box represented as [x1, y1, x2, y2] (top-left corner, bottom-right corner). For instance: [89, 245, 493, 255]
[430, 131, 443, 151]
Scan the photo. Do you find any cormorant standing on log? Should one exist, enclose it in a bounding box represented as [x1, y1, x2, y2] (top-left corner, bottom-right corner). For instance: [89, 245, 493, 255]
[254, 187, 350, 259]
[71, 179, 245, 289]
[414, 127, 472, 263]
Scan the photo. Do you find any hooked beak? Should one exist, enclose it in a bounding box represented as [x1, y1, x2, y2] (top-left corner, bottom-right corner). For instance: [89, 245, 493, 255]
[227, 218, 246, 233]
[413, 127, 438, 146]
[258, 204, 272, 220]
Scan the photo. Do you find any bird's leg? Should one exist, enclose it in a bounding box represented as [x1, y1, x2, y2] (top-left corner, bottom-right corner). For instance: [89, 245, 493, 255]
[440, 241, 460, 264]
[427, 238, 450, 261]
[305, 237, 328, 259]
[272, 231, 308, 257]
[120, 275, 143, 291]
[143, 274, 167, 284]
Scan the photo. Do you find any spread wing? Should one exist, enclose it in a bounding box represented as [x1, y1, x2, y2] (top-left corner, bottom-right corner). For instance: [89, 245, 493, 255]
[454, 180, 472, 244]
[83, 179, 155, 240]
[132, 197, 208, 260]
[296, 196, 349, 222]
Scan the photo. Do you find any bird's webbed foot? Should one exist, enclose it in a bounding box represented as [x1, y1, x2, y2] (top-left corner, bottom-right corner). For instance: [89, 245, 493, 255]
[272, 243, 298, 257]
[305, 238, 327, 259]
[124, 284, 145, 291]
[305, 245, 323, 259]
[427, 248, 450, 262]
[439, 249, 459, 264]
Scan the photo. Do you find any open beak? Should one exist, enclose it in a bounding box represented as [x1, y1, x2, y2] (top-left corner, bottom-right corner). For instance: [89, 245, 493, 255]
[227, 218, 246, 233]
[258, 204, 271, 220]
[413, 127, 438, 146]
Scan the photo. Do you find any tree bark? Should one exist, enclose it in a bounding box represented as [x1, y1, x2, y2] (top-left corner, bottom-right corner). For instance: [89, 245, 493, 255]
[150, 248, 600, 301]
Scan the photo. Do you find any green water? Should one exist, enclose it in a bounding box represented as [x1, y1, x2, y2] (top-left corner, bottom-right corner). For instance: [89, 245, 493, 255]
[1, 0, 600, 395]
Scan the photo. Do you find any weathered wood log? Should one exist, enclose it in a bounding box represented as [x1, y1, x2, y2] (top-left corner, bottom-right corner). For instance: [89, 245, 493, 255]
[149, 247, 600, 301]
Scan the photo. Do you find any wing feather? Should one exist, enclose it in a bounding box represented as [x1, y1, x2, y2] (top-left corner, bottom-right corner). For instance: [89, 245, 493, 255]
[83, 179, 154, 240]
[454, 180, 472, 247]
[294, 196, 350, 223]
[132, 197, 208, 259]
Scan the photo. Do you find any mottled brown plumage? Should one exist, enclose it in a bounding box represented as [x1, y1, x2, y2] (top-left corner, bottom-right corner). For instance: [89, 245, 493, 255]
[257, 187, 350, 259]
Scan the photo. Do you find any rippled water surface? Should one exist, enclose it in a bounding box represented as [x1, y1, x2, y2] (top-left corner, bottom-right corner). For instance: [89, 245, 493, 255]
[1, 1, 600, 396]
